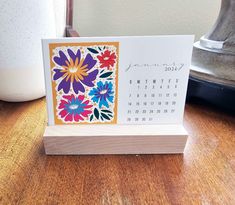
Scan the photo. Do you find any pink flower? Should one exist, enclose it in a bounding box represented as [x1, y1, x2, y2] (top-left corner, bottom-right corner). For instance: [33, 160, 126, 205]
[58, 94, 92, 122]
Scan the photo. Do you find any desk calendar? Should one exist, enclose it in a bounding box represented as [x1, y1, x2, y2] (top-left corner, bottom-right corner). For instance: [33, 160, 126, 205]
[42, 35, 194, 155]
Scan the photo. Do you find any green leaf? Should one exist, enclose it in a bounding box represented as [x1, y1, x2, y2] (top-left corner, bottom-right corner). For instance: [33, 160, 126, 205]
[100, 69, 105, 74]
[89, 114, 94, 122]
[101, 116, 104, 121]
[98, 47, 102, 51]
[108, 114, 113, 118]
[94, 108, 99, 119]
[87, 48, 99, 54]
[101, 113, 110, 120]
[100, 72, 113, 78]
[107, 78, 113, 80]
[101, 109, 112, 114]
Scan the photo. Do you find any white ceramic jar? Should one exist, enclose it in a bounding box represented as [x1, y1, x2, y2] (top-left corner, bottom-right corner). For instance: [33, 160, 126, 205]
[0, 0, 66, 102]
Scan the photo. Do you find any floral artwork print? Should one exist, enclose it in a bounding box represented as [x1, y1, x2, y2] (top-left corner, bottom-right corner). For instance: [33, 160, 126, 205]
[50, 42, 119, 124]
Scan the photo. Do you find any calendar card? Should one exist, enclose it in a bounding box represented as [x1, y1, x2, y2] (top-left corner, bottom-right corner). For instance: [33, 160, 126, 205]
[42, 36, 194, 125]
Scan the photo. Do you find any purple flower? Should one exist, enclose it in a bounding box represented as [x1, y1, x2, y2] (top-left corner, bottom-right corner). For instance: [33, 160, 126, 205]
[53, 49, 98, 94]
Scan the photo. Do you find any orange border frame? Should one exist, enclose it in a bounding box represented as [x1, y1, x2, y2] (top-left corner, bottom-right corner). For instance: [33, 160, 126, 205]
[49, 42, 119, 125]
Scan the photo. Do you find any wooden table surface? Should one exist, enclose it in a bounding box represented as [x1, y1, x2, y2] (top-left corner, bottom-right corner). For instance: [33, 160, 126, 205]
[0, 98, 234, 205]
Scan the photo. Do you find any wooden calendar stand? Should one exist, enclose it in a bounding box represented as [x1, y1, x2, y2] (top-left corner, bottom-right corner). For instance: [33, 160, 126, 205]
[43, 124, 188, 155]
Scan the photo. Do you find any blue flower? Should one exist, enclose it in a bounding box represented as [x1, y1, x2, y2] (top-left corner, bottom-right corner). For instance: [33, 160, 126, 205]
[89, 81, 114, 108]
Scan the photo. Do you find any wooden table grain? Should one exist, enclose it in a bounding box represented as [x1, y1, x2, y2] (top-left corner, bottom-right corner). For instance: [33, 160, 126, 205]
[0, 98, 234, 205]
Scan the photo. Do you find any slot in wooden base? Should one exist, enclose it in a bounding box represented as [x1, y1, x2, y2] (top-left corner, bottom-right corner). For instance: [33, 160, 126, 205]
[43, 124, 188, 155]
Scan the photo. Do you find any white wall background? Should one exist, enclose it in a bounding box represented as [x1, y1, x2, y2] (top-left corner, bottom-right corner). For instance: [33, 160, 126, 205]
[54, 0, 66, 37]
[73, 0, 221, 41]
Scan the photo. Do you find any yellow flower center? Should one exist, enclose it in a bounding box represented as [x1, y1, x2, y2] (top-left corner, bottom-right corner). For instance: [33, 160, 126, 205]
[62, 57, 89, 83]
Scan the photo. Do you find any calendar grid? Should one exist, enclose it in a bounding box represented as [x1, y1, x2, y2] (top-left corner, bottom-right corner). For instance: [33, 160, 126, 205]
[125, 77, 182, 124]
